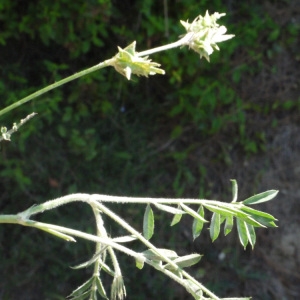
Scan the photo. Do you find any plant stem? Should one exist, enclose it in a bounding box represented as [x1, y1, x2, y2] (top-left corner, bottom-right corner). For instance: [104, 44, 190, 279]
[0, 58, 115, 118]
[0, 32, 194, 118]
[137, 32, 194, 57]
[95, 201, 220, 300]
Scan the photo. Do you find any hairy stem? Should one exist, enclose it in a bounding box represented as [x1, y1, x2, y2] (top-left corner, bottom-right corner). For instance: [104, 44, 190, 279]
[0, 59, 115, 117]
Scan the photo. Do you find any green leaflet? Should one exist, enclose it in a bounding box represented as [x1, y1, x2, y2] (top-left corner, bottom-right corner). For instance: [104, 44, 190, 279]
[68, 276, 108, 300]
[164, 254, 202, 271]
[38, 227, 76, 242]
[203, 203, 239, 217]
[242, 190, 278, 205]
[236, 219, 248, 249]
[171, 212, 183, 226]
[143, 204, 154, 240]
[71, 247, 108, 269]
[182, 279, 203, 299]
[246, 223, 256, 249]
[181, 203, 208, 223]
[210, 212, 221, 242]
[231, 179, 238, 203]
[241, 205, 278, 227]
[142, 248, 178, 261]
[192, 205, 205, 240]
[95, 277, 109, 299]
[68, 277, 93, 298]
[224, 215, 234, 236]
[69, 290, 92, 300]
[135, 258, 145, 270]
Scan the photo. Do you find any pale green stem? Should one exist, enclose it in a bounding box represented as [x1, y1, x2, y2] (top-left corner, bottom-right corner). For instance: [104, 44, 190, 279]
[25, 219, 140, 257]
[137, 32, 194, 57]
[0, 32, 193, 118]
[0, 193, 242, 225]
[0, 58, 115, 118]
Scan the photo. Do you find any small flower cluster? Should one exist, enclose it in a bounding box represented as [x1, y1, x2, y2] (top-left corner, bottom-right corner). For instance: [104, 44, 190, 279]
[180, 11, 235, 61]
[112, 42, 165, 80]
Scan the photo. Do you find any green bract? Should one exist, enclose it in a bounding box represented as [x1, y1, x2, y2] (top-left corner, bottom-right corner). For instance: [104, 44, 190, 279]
[112, 42, 165, 80]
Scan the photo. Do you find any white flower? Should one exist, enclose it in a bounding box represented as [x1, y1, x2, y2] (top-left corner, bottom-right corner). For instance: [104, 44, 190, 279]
[180, 11, 234, 61]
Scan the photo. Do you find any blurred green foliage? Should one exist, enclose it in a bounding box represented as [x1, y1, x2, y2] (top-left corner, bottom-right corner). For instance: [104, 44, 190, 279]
[0, 0, 298, 299]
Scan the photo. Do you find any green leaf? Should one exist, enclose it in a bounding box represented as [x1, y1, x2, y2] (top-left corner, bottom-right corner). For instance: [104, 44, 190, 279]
[170, 212, 183, 226]
[224, 215, 234, 236]
[182, 279, 203, 299]
[135, 257, 145, 270]
[71, 247, 108, 269]
[164, 254, 202, 271]
[203, 203, 238, 217]
[95, 277, 109, 299]
[153, 202, 185, 214]
[68, 290, 92, 300]
[210, 212, 221, 242]
[231, 179, 238, 202]
[246, 223, 256, 249]
[241, 206, 278, 227]
[142, 248, 178, 261]
[192, 206, 205, 240]
[99, 262, 115, 277]
[38, 227, 76, 242]
[242, 190, 279, 205]
[143, 204, 154, 240]
[68, 278, 93, 298]
[181, 203, 208, 223]
[236, 219, 248, 249]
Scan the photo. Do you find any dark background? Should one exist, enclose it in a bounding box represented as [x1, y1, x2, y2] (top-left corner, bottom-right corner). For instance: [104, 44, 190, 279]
[0, 0, 299, 299]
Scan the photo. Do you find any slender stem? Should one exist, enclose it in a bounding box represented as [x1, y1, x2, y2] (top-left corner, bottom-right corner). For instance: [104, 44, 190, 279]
[137, 32, 194, 57]
[0, 32, 193, 118]
[0, 58, 115, 118]
[0, 214, 21, 224]
[20, 193, 225, 216]
[6, 192, 242, 226]
[31, 219, 140, 257]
